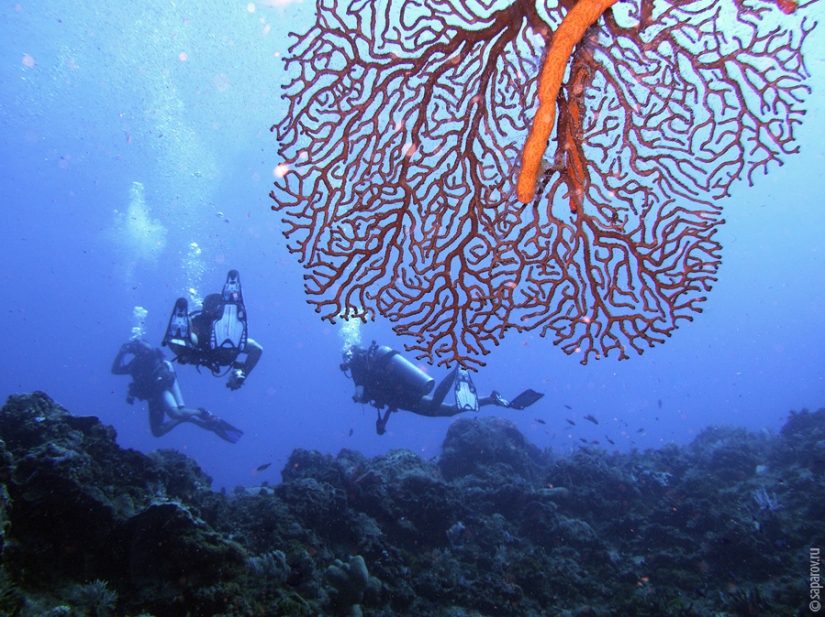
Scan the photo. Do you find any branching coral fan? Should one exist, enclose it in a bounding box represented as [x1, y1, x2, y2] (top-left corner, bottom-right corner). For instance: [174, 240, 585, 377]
[271, 0, 818, 367]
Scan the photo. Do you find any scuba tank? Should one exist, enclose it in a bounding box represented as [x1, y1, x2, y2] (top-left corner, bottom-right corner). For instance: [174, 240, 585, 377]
[370, 344, 434, 400]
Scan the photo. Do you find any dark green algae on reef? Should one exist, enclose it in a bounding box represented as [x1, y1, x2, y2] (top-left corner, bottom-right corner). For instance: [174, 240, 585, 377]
[0, 391, 822, 617]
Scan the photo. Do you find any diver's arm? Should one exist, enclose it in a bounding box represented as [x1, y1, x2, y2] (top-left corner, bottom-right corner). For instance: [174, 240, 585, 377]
[237, 339, 263, 376]
[227, 339, 263, 390]
[111, 343, 135, 375]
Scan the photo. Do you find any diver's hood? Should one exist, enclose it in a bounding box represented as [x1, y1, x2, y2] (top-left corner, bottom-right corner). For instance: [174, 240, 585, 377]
[133, 338, 153, 354]
[202, 293, 223, 316]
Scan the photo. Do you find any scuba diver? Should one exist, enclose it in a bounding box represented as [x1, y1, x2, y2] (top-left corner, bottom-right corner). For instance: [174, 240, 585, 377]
[340, 341, 545, 435]
[111, 338, 243, 443]
[162, 270, 263, 391]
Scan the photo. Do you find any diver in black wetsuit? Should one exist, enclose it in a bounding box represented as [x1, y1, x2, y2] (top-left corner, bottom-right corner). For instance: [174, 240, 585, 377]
[340, 341, 545, 435]
[112, 338, 243, 443]
[162, 270, 262, 391]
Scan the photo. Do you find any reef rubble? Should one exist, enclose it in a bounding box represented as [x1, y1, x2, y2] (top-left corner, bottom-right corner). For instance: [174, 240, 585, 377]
[0, 391, 822, 616]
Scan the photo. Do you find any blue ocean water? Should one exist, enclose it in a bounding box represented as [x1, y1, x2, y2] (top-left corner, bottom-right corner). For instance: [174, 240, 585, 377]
[1, 0, 823, 493]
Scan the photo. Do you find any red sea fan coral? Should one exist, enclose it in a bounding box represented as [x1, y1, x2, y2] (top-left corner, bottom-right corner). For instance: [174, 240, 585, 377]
[270, 0, 818, 367]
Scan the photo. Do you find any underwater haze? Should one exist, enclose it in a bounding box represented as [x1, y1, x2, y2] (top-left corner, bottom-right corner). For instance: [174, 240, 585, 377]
[1, 0, 825, 494]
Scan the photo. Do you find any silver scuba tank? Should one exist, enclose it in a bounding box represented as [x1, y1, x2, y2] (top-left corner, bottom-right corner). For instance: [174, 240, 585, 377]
[372, 345, 435, 398]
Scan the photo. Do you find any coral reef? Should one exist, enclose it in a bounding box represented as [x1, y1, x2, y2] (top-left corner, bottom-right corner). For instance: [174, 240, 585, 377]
[0, 392, 823, 616]
[66, 580, 117, 617]
[324, 554, 381, 615]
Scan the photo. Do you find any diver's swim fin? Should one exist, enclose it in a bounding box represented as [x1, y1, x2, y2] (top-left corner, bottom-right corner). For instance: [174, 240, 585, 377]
[212, 419, 244, 444]
[507, 389, 544, 410]
[222, 269, 243, 304]
[454, 368, 479, 413]
[211, 303, 247, 352]
[212, 270, 248, 352]
[162, 298, 191, 348]
[195, 408, 243, 443]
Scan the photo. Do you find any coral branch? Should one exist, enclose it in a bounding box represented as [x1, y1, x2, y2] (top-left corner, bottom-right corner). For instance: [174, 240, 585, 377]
[517, 0, 618, 204]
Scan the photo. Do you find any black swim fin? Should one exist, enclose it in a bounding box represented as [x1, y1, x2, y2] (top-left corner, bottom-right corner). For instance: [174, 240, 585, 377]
[507, 389, 544, 410]
[212, 419, 244, 444]
[194, 408, 243, 443]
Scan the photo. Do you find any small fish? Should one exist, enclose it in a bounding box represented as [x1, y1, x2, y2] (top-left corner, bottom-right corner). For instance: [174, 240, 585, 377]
[564, 405, 572, 410]
[566, 418, 576, 426]
[591, 440, 600, 445]
[605, 436, 615, 445]
[658, 399, 662, 409]
[535, 418, 546, 425]
[256, 463, 272, 472]
[636, 428, 645, 433]
[349, 428, 354, 437]
[579, 438, 589, 444]
[584, 414, 599, 425]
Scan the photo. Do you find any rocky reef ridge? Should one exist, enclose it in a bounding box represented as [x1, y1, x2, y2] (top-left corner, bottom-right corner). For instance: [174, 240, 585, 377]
[0, 392, 823, 616]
